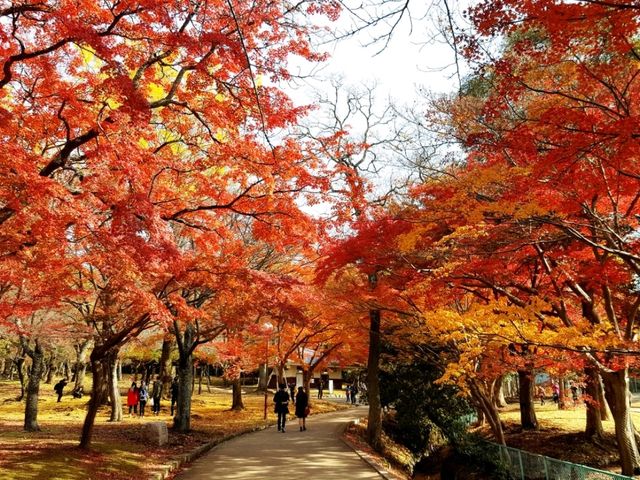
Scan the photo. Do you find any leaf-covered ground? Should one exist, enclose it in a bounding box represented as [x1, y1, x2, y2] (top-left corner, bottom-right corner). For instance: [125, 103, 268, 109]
[494, 401, 634, 471]
[0, 379, 346, 480]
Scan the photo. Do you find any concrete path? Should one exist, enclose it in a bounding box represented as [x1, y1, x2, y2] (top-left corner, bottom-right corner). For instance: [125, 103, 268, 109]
[174, 407, 382, 479]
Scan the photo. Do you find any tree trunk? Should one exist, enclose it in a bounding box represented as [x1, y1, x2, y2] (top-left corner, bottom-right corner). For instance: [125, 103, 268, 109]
[584, 366, 605, 441]
[79, 352, 110, 449]
[475, 407, 486, 427]
[257, 363, 268, 391]
[24, 342, 45, 432]
[598, 374, 610, 421]
[231, 377, 244, 410]
[107, 350, 122, 422]
[470, 379, 505, 445]
[45, 354, 55, 384]
[602, 368, 640, 476]
[159, 337, 174, 399]
[303, 369, 312, 404]
[206, 364, 211, 393]
[14, 355, 25, 401]
[518, 368, 538, 430]
[493, 374, 507, 408]
[173, 323, 195, 433]
[559, 376, 568, 410]
[366, 306, 382, 452]
[198, 366, 203, 395]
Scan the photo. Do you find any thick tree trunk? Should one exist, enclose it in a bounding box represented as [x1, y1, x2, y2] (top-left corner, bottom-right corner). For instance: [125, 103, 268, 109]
[585, 366, 605, 441]
[173, 323, 195, 433]
[303, 369, 313, 404]
[159, 337, 173, 399]
[231, 377, 244, 410]
[518, 368, 538, 430]
[107, 350, 122, 422]
[602, 368, 640, 476]
[24, 342, 45, 432]
[79, 353, 110, 449]
[492, 374, 507, 408]
[366, 306, 382, 452]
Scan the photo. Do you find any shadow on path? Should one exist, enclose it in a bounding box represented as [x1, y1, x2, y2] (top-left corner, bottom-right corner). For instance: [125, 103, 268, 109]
[175, 408, 381, 479]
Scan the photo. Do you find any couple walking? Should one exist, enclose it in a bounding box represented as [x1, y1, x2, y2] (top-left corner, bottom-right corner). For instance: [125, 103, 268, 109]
[273, 384, 310, 433]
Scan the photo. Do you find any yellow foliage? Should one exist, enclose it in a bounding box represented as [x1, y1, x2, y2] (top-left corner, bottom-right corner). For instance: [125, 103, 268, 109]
[146, 82, 166, 102]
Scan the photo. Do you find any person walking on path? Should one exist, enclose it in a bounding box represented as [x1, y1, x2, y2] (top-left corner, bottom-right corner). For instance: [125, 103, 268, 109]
[345, 384, 351, 403]
[127, 382, 139, 416]
[351, 384, 358, 405]
[54, 378, 67, 402]
[273, 384, 290, 432]
[152, 377, 162, 415]
[170, 377, 179, 416]
[317, 380, 323, 399]
[138, 380, 149, 417]
[294, 386, 309, 431]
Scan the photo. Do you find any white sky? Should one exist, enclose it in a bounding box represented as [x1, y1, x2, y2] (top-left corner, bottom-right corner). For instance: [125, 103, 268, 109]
[285, 2, 467, 107]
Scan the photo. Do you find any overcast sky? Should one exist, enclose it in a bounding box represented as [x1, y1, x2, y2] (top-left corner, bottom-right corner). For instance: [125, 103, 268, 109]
[286, 1, 467, 107]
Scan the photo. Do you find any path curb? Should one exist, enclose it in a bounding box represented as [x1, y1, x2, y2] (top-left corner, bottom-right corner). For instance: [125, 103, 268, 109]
[149, 424, 272, 480]
[340, 420, 407, 480]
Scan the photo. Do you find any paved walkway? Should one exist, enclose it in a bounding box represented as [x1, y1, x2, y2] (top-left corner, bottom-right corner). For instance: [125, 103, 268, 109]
[174, 407, 382, 479]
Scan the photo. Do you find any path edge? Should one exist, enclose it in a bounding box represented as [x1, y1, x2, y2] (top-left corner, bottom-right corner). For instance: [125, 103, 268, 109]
[340, 420, 408, 480]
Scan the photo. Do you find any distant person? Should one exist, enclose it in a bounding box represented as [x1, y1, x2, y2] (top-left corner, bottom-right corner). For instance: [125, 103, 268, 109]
[317, 380, 323, 399]
[295, 386, 309, 431]
[345, 385, 351, 403]
[151, 377, 162, 415]
[138, 380, 149, 417]
[273, 384, 290, 433]
[351, 384, 358, 405]
[552, 383, 559, 404]
[54, 378, 67, 402]
[289, 384, 296, 405]
[536, 385, 545, 405]
[570, 382, 579, 406]
[72, 385, 84, 399]
[127, 382, 139, 416]
[170, 377, 179, 416]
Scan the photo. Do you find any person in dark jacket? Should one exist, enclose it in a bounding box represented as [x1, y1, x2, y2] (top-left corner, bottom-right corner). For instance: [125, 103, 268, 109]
[295, 386, 309, 431]
[151, 377, 162, 415]
[273, 384, 290, 432]
[54, 378, 67, 402]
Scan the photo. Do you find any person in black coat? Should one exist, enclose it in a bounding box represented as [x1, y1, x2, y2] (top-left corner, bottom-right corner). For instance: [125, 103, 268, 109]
[273, 384, 290, 432]
[294, 386, 309, 431]
[54, 378, 67, 402]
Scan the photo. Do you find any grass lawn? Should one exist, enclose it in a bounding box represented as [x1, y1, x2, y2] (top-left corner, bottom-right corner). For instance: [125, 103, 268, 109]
[0, 378, 346, 480]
